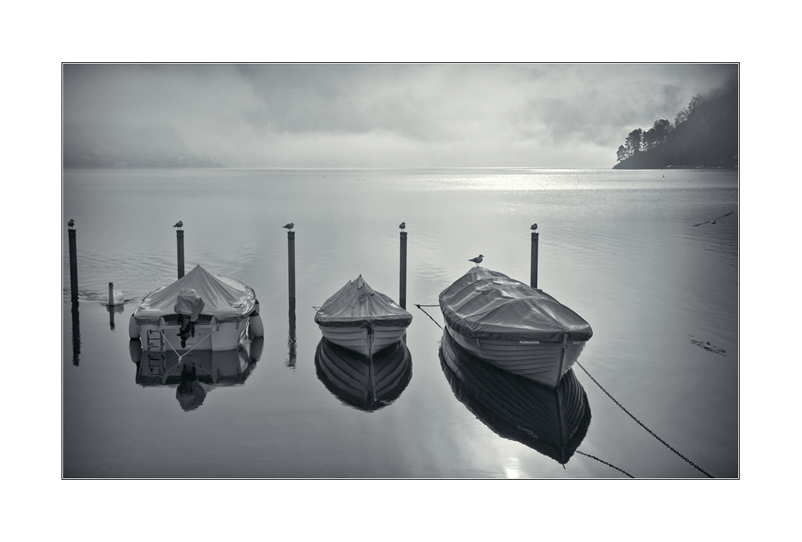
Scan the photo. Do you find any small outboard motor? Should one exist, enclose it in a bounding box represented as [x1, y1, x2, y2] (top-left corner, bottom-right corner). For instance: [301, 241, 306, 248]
[174, 288, 205, 348]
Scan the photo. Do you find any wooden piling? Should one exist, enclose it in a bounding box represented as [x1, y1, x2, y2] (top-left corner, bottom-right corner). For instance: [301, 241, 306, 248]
[108, 282, 114, 306]
[176, 230, 185, 279]
[530, 231, 539, 289]
[68, 228, 78, 300]
[399, 231, 407, 309]
[288, 231, 296, 300]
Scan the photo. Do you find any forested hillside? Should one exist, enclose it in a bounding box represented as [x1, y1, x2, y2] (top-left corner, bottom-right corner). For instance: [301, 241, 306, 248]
[614, 77, 737, 169]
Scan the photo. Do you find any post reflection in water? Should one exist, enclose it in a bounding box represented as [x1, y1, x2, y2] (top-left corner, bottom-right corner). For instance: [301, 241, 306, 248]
[315, 337, 412, 412]
[71, 300, 81, 366]
[128, 337, 264, 412]
[287, 299, 296, 368]
[106, 304, 124, 331]
[439, 328, 591, 465]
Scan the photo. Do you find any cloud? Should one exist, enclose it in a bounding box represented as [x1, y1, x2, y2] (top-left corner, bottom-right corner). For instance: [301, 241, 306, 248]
[62, 63, 737, 168]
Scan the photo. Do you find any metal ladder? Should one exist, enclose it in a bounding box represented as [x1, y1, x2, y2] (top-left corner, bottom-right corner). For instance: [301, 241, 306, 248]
[146, 328, 163, 352]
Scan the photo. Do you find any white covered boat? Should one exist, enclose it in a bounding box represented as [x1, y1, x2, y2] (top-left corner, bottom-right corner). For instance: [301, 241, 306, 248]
[129, 265, 264, 352]
[439, 267, 592, 389]
[314, 275, 412, 357]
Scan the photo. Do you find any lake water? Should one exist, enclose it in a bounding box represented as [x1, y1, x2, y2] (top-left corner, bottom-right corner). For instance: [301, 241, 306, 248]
[62, 167, 738, 478]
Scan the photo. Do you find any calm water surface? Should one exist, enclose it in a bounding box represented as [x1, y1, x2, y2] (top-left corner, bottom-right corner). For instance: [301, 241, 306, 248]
[62, 168, 738, 478]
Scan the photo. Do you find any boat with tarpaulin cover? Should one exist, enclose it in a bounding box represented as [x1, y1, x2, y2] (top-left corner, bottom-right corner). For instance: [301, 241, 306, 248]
[314, 275, 412, 357]
[129, 264, 264, 352]
[439, 267, 592, 388]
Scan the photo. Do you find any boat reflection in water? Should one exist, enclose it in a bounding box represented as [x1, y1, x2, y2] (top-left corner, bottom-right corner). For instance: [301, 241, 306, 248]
[440, 329, 591, 465]
[129, 337, 264, 412]
[315, 337, 412, 412]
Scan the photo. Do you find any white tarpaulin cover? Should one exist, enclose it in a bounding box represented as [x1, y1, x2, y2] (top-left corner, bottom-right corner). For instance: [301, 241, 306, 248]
[439, 267, 592, 342]
[134, 265, 256, 324]
[314, 275, 412, 328]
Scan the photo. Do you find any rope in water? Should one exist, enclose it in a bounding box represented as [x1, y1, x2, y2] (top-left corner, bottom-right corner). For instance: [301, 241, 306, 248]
[572, 356, 714, 478]
[574, 451, 634, 478]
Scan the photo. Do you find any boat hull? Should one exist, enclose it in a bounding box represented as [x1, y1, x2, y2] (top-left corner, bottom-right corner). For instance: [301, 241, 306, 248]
[133, 314, 250, 352]
[318, 324, 408, 357]
[445, 326, 586, 389]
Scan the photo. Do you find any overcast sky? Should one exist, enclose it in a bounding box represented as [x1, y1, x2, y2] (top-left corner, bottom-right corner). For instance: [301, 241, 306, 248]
[63, 63, 737, 168]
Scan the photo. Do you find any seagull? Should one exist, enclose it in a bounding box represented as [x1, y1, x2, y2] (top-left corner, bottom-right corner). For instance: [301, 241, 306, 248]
[468, 254, 484, 266]
[692, 211, 733, 227]
[173, 220, 183, 230]
[399, 222, 406, 230]
[530, 223, 538, 231]
[283, 223, 294, 231]
[68, 219, 75, 229]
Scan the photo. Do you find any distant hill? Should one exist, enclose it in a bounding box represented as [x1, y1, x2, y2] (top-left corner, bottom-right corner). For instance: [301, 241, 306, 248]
[63, 124, 223, 168]
[613, 77, 738, 169]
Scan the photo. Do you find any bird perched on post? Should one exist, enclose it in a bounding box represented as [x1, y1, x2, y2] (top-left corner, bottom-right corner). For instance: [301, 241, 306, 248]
[530, 223, 538, 231]
[173, 220, 183, 230]
[468, 254, 484, 266]
[399, 222, 406, 230]
[283, 223, 294, 231]
[68, 219, 75, 230]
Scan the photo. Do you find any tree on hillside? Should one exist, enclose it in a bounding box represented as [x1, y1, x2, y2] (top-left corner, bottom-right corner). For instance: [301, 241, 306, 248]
[617, 145, 628, 163]
[626, 128, 643, 155]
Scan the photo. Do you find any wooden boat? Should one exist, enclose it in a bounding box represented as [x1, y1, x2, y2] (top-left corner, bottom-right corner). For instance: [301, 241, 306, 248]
[129, 265, 264, 353]
[440, 328, 591, 464]
[439, 267, 592, 388]
[314, 275, 412, 357]
[315, 337, 412, 412]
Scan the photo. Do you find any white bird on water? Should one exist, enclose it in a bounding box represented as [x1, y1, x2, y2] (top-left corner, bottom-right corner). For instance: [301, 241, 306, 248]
[173, 220, 183, 230]
[399, 222, 406, 230]
[283, 223, 294, 231]
[468, 254, 484, 266]
[108, 282, 124, 306]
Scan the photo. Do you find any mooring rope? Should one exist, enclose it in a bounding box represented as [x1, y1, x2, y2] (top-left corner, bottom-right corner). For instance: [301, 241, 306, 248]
[414, 304, 443, 330]
[574, 451, 635, 478]
[572, 356, 714, 478]
[161, 327, 213, 363]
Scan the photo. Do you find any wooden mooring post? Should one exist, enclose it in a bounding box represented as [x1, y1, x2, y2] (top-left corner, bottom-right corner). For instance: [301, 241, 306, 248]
[288, 230, 296, 301]
[399, 230, 407, 309]
[530, 230, 539, 289]
[176, 229, 185, 279]
[68, 226, 78, 300]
